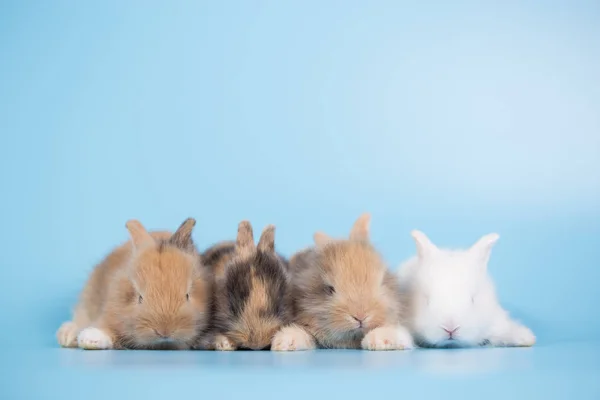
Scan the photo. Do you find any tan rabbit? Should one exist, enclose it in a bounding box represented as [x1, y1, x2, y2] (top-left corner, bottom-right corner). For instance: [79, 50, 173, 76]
[56, 218, 212, 350]
[271, 213, 413, 351]
[202, 221, 290, 350]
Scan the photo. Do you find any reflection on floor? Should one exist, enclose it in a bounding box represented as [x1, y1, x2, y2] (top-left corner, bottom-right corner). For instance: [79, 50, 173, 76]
[7, 340, 600, 400]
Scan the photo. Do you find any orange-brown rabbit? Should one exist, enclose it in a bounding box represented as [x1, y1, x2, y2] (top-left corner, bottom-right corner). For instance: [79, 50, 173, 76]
[56, 218, 212, 350]
[202, 221, 290, 350]
[271, 213, 413, 351]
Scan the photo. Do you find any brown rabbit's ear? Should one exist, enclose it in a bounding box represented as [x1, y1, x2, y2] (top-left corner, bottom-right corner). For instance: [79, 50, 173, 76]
[126, 220, 155, 250]
[349, 213, 371, 241]
[257, 224, 275, 253]
[235, 220, 255, 256]
[169, 218, 196, 249]
[313, 231, 333, 248]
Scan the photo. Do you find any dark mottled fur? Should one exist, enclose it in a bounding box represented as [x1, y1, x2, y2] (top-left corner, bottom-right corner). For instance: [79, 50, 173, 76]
[223, 250, 289, 321]
[201, 241, 236, 280]
[202, 222, 291, 350]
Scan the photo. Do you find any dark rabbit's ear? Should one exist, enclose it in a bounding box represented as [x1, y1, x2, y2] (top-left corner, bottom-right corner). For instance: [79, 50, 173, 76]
[169, 218, 196, 249]
[236, 220, 255, 256]
[126, 220, 155, 250]
[257, 225, 276, 253]
[349, 213, 371, 241]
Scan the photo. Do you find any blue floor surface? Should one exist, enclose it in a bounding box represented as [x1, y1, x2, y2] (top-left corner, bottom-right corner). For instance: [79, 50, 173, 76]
[6, 340, 599, 400]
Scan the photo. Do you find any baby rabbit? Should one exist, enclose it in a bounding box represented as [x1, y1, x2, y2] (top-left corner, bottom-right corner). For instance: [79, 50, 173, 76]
[203, 221, 290, 350]
[397, 231, 536, 348]
[272, 213, 413, 351]
[56, 218, 212, 350]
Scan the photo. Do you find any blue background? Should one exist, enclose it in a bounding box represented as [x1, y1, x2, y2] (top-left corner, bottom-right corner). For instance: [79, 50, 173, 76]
[1, 1, 598, 399]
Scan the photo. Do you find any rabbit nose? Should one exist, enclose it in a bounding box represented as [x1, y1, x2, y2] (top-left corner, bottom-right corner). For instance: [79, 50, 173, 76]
[441, 325, 460, 337]
[352, 315, 366, 327]
[154, 329, 171, 339]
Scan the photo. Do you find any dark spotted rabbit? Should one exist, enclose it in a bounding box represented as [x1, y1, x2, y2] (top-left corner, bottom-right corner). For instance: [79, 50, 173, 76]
[202, 221, 290, 350]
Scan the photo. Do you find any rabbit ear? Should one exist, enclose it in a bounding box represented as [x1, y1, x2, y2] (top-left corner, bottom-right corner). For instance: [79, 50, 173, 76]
[349, 213, 371, 241]
[313, 231, 333, 248]
[257, 224, 276, 253]
[169, 218, 196, 249]
[236, 220, 255, 256]
[468, 233, 499, 265]
[411, 230, 437, 259]
[126, 220, 155, 250]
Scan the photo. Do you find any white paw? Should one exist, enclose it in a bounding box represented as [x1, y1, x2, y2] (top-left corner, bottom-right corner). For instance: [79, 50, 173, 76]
[214, 335, 236, 351]
[508, 325, 536, 347]
[361, 325, 414, 351]
[57, 321, 79, 348]
[271, 326, 314, 351]
[77, 327, 113, 350]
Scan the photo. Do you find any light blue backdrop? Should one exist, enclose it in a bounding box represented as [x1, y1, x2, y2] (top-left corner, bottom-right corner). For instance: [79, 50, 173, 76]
[1, 1, 599, 399]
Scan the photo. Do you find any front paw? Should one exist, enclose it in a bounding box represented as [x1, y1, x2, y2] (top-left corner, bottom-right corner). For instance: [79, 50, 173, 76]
[507, 325, 536, 347]
[77, 327, 113, 350]
[214, 335, 236, 351]
[489, 323, 536, 347]
[57, 321, 79, 348]
[361, 325, 414, 351]
[271, 326, 314, 351]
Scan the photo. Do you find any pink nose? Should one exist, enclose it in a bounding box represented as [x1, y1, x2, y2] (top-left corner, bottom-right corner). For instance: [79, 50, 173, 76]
[352, 315, 366, 327]
[441, 326, 460, 336]
[154, 329, 171, 338]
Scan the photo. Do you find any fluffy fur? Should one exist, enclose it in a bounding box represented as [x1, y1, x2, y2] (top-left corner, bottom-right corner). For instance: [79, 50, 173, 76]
[272, 213, 413, 351]
[56, 218, 212, 350]
[203, 221, 290, 350]
[397, 230, 536, 348]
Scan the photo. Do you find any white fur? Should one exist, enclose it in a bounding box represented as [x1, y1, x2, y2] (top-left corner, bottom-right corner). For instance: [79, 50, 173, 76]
[397, 231, 535, 348]
[77, 327, 114, 350]
[361, 324, 414, 350]
[271, 324, 316, 351]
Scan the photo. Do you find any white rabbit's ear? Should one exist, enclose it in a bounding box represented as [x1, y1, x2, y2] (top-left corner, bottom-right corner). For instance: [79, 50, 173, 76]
[126, 220, 155, 251]
[314, 231, 333, 248]
[349, 213, 371, 241]
[469, 233, 499, 265]
[411, 230, 437, 259]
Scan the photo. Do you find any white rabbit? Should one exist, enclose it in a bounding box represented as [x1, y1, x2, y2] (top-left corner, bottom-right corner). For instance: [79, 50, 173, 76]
[397, 230, 536, 348]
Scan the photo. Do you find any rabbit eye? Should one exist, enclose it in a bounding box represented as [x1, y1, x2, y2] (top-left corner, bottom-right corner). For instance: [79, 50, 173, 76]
[186, 293, 190, 301]
[325, 285, 336, 295]
[138, 295, 143, 304]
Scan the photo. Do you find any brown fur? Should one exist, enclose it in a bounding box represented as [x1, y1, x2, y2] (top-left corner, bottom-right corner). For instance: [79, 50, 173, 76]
[56, 218, 212, 350]
[288, 213, 404, 349]
[208, 221, 290, 350]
